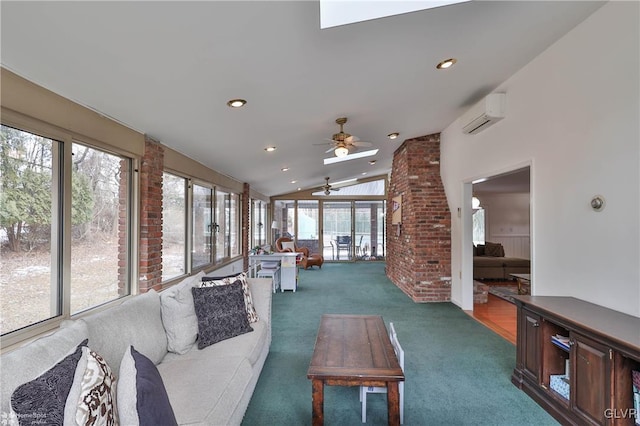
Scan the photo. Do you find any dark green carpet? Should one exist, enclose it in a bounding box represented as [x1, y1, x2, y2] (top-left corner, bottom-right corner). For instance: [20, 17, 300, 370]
[242, 263, 557, 425]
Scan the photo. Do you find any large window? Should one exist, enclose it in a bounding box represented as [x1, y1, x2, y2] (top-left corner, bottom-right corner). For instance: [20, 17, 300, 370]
[1, 125, 132, 338]
[472, 197, 485, 245]
[251, 200, 267, 248]
[273, 200, 295, 241]
[192, 184, 213, 269]
[70, 143, 131, 314]
[215, 190, 240, 261]
[229, 193, 239, 257]
[162, 173, 187, 281]
[161, 181, 240, 279]
[1, 126, 58, 334]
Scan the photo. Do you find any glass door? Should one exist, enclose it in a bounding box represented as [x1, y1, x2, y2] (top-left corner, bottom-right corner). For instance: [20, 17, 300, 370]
[355, 201, 386, 261]
[297, 200, 319, 256]
[322, 201, 353, 261]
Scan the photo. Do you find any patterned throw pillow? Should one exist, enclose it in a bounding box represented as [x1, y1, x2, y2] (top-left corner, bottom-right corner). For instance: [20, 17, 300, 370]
[11, 340, 87, 426]
[192, 281, 254, 349]
[74, 347, 118, 425]
[201, 272, 259, 323]
[118, 346, 177, 426]
[484, 241, 505, 257]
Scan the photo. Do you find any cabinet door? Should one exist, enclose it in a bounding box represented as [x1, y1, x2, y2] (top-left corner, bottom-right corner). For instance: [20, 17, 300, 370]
[522, 309, 541, 382]
[571, 333, 612, 425]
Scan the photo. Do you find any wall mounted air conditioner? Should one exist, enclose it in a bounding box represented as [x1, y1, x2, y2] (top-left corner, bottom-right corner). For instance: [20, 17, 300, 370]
[461, 93, 506, 134]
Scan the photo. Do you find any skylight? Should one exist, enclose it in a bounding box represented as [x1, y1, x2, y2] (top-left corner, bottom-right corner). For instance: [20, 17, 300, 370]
[312, 179, 386, 197]
[323, 149, 379, 165]
[320, 0, 470, 29]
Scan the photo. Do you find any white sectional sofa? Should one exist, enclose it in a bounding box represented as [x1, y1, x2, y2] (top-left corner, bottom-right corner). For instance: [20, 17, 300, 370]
[0, 273, 272, 425]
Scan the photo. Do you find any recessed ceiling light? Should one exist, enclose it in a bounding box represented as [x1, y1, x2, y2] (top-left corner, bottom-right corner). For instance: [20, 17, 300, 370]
[290, 180, 297, 184]
[297, 187, 302, 191]
[361, 172, 367, 175]
[264, 146, 277, 152]
[281, 167, 290, 172]
[369, 160, 377, 165]
[227, 99, 247, 108]
[436, 58, 457, 69]
[387, 132, 399, 140]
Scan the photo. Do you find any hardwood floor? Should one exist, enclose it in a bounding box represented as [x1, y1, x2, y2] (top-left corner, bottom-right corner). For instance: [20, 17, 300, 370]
[467, 290, 517, 345]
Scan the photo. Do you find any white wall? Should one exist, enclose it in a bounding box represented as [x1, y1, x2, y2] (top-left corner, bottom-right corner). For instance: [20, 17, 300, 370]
[441, 2, 640, 317]
[476, 192, 530, 259]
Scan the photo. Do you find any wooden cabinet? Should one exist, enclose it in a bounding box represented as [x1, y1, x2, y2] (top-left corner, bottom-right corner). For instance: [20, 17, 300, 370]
[520, 309, 541, 383]
[512, 296, 640, 426]
[571, 333, 612, 425]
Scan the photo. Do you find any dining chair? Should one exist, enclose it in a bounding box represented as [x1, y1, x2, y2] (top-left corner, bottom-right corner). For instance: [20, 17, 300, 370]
[355, 235, 364, 257]
[336, 235, 351, 259]
[359, 322, 404, 424]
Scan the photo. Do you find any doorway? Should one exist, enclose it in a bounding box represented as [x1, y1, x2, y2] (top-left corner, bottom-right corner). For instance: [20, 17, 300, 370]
[322, 201, 352, 260]
[465, 166, 532, 314]
[321, 200, 386, 261]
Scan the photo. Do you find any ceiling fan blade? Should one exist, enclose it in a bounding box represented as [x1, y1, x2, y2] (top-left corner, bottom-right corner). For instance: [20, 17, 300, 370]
[333, 187, 340, 191]
[324, 147, 335, 153]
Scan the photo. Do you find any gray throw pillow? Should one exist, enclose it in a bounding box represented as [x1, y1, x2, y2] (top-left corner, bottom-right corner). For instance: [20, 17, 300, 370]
[11, 339, 87, 425]
[118, 346, 177, 426]
[485, 241, 505, 257]
[192, 281, 253, 349]
[160, 271, 205, 354]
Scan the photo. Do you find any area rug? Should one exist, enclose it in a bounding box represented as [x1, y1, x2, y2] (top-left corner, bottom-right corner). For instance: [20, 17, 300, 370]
[488, 285, 519, 304]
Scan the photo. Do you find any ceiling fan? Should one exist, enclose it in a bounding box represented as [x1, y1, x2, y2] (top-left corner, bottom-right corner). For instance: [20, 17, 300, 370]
[319, 177, 340, 195]
[314, 117, 372, 157]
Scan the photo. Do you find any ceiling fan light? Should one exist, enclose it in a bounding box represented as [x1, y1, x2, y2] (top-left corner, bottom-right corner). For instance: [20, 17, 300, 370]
[335, 146, 349, 157]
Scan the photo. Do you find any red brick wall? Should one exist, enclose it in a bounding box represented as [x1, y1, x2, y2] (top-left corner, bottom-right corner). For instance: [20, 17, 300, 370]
[139, 136, 164, 292]
[386, 133, 452, 302]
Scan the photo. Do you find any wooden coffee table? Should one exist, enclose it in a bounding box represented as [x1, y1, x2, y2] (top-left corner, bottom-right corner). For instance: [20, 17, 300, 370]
[307, 314, 404, 425]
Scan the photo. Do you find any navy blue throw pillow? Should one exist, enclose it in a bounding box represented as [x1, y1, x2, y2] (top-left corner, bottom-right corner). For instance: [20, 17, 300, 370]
[11, 339, 88, 426]
[130, 346, 177, 426]
[192, 281, 253, 349]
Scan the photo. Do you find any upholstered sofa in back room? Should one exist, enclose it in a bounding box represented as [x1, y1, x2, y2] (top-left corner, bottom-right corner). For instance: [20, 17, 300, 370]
[1, 271, 272, 425]
[473, 241, 530, 280]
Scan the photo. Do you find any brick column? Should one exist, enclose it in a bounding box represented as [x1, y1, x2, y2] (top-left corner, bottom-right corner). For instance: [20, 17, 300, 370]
[386, 133, 451, 302]
[242, 183, 250, 272]
[139, 136, 164, 293]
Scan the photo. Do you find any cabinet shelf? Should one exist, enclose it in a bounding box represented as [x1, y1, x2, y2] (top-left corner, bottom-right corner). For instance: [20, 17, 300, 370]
[512, 296, 640, 426]
[551, 335, 570, 352]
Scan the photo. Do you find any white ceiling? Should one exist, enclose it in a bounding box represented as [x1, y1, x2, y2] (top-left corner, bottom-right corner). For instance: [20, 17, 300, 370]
[0, 1, 604, 196]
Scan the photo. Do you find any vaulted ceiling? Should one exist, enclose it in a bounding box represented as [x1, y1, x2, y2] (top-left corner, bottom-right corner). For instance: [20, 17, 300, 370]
[0, 1, 604, 196]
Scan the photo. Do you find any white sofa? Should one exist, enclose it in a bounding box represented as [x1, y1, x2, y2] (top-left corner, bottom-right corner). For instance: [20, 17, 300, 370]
[0, 274, 272, 425]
